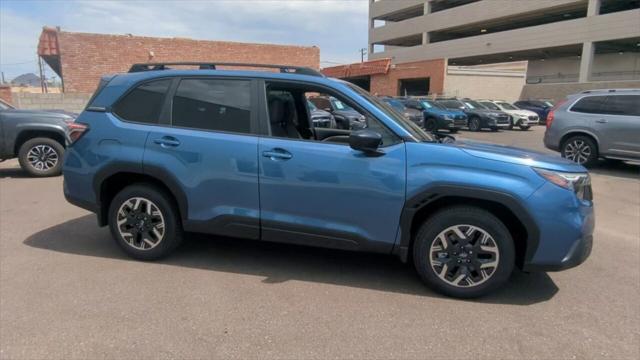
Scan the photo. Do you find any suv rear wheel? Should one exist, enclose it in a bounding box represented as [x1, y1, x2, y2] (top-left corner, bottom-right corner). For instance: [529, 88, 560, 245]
[413, 206, 515, 298]
[468, 117, 481, 132]
[18, 137, 64, 177]
[108, 184, 183, 260]
[561, 135, 598, 167]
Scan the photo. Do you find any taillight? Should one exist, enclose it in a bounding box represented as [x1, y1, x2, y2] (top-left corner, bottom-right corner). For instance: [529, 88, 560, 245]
[66, 121, 89, 143]
[546, 99, 567, 129]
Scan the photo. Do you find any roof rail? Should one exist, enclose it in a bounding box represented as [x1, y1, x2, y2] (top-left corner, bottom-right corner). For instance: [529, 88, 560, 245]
[580, 88, 640, 94]
[128, 62, 324, 77]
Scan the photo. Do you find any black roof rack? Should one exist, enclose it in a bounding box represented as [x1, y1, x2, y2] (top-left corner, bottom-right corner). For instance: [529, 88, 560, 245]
[128, 62, 324, 77]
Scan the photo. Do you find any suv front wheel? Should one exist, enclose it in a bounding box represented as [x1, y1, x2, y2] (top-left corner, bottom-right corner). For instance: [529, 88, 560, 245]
[561, 135, 598, 167]
[108, 184, 183, 260]
[413, 206, 515, 298]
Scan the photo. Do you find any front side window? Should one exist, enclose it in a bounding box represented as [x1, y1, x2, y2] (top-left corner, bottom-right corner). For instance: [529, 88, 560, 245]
[114, 79, 172, 123]
[571, 96, 607, 114]
[172, 78, 252, 133]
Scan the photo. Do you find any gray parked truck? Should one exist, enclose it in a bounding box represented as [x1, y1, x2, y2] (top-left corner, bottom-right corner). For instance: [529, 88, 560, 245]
[544, 89, 640, 167]
[0, 99, 76, 177]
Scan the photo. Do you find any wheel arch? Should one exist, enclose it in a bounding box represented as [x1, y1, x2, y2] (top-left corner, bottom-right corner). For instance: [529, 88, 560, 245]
[14, 129, 66, 156]
[394, 185, 539, 270]
[559, 131, 600, 153]
[94, 166, 188, 227]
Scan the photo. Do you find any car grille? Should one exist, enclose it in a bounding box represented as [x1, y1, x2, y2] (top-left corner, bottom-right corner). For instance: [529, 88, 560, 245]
[496, 115, 510, 123]
[529, 115, 539, 121]
[312, 117, 332, 128]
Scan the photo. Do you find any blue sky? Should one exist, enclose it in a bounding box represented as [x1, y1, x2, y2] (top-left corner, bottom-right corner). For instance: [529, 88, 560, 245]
[0, 0, 369, 80]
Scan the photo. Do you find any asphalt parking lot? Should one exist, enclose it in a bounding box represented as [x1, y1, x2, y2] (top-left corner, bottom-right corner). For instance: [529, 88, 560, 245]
[1, 126, 638, 359]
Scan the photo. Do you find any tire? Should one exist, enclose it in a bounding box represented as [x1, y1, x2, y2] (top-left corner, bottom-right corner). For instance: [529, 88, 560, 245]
[18, 137, 65, 177]
[424, 118, 437, 132]
[490, 127, 499, 132]
[412, 206, 515, 298]
[561, 135, 598, 167]
[519, 125, 530, 131]
[108, 184, 183, 260]
[508, 119, 514, 130]
[468, 117, 481, 132]
[450, 128, 459, 134]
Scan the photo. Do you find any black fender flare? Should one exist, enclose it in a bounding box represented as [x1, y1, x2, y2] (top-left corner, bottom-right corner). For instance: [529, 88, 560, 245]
[92, 162, 189, 226]
[393, 185, 540, 265]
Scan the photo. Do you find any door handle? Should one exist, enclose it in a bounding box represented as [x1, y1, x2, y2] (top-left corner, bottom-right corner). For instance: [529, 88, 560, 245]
[262, 148, 293, 160]
[153, 136, 181, 147]
[596, 119, 608, 124]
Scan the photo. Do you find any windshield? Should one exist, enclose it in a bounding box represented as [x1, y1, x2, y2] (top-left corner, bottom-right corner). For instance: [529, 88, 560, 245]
[498, 102, 518, 110]
[306, 100, 318, 111]
[438, 100, 465, 110]
[480, 102, 500, 110]
[420, 100, 444, 110]
[0, 100, 13, 110]
[345, 83, 434, 142]
[331, 98, 354, 111]
[383, 99, 405, 112]
[463, 100, 487, 110]
[543, 101, 554, 107]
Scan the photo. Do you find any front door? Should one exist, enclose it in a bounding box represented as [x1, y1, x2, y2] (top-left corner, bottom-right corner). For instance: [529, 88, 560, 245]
[596, 95, 640, 158]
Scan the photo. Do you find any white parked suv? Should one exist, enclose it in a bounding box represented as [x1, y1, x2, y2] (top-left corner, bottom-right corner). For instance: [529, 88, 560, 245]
[478, 100, 539, 131]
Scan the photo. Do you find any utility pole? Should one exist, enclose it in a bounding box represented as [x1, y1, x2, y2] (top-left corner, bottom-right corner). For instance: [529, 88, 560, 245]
[359, 48, 368, 63]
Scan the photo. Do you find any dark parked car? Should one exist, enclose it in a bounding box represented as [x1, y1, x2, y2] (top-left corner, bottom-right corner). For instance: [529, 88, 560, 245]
[63, 62, 593, 299]
[308, 95, 365, 129]
[437, 98, 510, 131]
[379, 97, 423, 127]
[514, 100, 554, 124]
[307, 100, 336, 128]
[0, 98, 79, 176]
[544, 89, 640, 166]
[401, 98, 467, 132]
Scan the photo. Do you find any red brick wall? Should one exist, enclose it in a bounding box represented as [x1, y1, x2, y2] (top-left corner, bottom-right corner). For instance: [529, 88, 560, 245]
[370, 59, 445, 96]
[56, 31, 320, 93]
[0, 85, 12, 105]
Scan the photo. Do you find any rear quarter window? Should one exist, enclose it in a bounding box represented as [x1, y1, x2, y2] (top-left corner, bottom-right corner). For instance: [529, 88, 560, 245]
[602, 95, 640, 116]
[113, 79, 172, 124]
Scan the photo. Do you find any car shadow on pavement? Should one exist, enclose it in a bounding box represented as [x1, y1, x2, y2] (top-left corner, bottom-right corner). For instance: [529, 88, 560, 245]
[0, 167, 30, 179]
[24, 215, 559, 305]
[589, 161, 639, 180]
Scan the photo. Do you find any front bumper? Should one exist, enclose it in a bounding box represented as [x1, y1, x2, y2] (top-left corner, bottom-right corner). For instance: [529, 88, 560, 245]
[522, 182, 595, 272]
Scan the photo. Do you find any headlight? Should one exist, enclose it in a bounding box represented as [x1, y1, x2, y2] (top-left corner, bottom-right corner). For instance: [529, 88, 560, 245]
[442, 115, 453, 120]
[534, 168, 592, 200]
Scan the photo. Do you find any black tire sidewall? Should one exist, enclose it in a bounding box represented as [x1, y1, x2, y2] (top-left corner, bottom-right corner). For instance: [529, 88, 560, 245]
[108, 184, 183, 260]
[413, 206, 515, 298]
[469, 118, 480, 131]
[520, 125, 530, 131]
[18, 137, 64, 177]
[561, 136, 598, 167]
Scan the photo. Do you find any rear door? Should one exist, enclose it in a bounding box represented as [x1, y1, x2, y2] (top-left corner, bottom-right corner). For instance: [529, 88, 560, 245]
[598, 95, 640, 158]
[143, 77, 261, 238]
[569, 95, 612, 152]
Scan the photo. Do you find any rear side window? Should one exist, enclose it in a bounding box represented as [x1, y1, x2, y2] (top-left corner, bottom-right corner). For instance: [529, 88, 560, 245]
[602, 95, 640, 116]
[113, 79, 171, 123]
[571, 96, 607, 114]
[172, 78, 252, 133]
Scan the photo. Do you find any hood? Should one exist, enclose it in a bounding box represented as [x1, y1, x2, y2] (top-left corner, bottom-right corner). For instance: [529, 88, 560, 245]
[4, 108, 77, 120]
[454, 139, 585, 172]
[503, 109, 537, 117]
[310, 109, 332, 118]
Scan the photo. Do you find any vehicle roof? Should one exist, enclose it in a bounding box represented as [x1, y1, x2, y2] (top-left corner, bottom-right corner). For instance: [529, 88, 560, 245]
[90, 69, 352, 107]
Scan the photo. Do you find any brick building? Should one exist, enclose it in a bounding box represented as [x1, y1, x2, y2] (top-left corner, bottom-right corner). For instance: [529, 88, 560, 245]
[37, 27, 320, 94]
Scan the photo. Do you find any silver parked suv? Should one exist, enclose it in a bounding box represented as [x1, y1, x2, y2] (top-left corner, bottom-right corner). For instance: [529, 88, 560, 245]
[544, 89, 640, 166]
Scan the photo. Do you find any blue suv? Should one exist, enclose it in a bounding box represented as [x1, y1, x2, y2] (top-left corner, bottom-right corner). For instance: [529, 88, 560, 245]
[401, 98, 468, 132]
[63, 62, 594, 298]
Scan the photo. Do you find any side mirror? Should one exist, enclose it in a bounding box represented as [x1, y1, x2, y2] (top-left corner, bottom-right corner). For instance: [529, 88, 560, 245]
[349, 130, 382, 154]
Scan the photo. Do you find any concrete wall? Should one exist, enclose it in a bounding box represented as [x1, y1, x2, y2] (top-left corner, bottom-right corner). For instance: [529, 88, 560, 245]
[528, 53, 640, 83]
[12, 93, 92, 113]
[520, 80, 640, 102]
[444, 73, 525, 102]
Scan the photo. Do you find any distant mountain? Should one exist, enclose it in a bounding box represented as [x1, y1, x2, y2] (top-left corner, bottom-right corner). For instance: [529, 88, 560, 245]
[11, 73, 41, 86]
